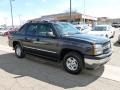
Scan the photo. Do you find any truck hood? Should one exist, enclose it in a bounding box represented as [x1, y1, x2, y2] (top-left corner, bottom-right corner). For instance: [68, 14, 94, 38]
[87, 31, 106, 36]
[63, 33, 109, 44]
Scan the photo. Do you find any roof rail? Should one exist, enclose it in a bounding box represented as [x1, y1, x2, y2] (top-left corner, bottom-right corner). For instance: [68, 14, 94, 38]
[28, 20, 40, 23]
[28, 20, 50, 23]
[27, 20, 61, 24]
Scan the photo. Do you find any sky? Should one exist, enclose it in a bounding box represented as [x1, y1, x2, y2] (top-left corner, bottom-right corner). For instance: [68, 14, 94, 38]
[0, 0, 120, 25]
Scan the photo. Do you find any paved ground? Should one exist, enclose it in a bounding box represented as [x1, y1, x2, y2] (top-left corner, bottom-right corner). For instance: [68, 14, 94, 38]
[0, 29, 120, 90]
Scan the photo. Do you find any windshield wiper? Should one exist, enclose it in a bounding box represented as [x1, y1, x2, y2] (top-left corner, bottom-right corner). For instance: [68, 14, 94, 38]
[73, 32, 81, 34]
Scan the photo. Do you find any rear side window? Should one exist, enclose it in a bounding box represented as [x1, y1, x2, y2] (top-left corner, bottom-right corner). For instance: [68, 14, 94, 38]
[26, 24, 38, 35]
[18, 24, 28, 34]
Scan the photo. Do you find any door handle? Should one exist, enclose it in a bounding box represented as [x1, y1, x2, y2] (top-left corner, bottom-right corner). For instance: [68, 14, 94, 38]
[25, 37, 32, 42]
[33, 41, 47, 44]
[25, 37, 31, 40]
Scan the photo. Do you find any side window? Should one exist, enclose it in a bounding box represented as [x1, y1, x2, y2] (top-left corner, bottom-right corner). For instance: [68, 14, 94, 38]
[38, 24, 54, 37]
[18, 24, 28, 34]
[26, 24, 38, 35]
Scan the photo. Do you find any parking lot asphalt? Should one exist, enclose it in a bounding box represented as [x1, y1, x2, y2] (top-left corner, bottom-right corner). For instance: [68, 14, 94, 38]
[0, 28, 120, 90]
[108, 28, 120, 67]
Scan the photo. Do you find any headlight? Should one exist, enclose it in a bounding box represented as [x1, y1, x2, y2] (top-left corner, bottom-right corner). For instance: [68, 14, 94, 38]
[93, 44, 103, 55]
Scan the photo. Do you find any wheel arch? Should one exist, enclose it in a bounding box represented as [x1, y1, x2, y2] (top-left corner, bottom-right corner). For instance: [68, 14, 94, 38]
[13, 41, 23, 49]
[60, 48, 85, 66]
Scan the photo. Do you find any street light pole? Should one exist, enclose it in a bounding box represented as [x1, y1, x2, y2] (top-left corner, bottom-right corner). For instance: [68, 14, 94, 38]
[83, 0, 85, 24]
[70, 0, 72, 22]
[19, 15, 21, 26]
[9, 0, 14, 28]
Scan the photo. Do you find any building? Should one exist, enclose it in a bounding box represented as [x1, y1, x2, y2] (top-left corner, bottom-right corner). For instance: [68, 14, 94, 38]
[97, 17, 111, 25]
[97, 17, 120, 25]
[30, 12, 97, 25]
[110, 18, 120, 24]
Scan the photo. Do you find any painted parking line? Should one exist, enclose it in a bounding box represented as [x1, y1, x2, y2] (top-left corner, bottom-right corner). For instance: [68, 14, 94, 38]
[85, 64, 120, 82]
[102, 65, 120, 82]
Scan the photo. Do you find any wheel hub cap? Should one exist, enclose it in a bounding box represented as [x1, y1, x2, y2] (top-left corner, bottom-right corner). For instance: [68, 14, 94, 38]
[16, 47, 21, 56]
[66, 57, 78, 71]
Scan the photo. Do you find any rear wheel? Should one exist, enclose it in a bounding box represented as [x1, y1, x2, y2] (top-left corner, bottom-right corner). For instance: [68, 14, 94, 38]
[15, 44, 25, 58]
[63, 52, 84, 74]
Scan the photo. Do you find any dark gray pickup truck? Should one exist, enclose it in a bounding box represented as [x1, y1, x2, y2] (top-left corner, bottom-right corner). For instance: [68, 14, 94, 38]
[9, 21, 112, 74]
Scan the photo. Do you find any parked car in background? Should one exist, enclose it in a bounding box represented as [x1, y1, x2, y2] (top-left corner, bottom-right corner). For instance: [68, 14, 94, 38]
[87, 25, 115, 38]
[0, 28, 9, 36]
[4, 28, 19, 36]
[0, 28, 5, 35]
[0, 27, 19, 36]
[112, 22, 120, 28]
[74, 24, 92, 33]
[0, 27, 4, 30]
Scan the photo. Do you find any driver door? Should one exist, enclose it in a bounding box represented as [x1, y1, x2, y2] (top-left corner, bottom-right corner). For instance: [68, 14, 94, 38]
[33, 23, 59, 59]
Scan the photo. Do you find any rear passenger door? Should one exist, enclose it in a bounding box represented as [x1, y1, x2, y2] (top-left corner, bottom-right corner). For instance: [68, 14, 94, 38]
[23, 24, 38, 53]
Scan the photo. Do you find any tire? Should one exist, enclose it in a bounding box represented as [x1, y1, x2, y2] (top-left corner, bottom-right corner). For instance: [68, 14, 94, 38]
[106, 35, 108, 38]
[118, 41, 120, 44]
[63, 52, 84, 74]
[15, 44, 25, 58]
[111, 32, 115, 38]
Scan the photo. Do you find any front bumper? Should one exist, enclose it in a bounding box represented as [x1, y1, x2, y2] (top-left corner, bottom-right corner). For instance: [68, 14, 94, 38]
[118, 35, 120, 42]
[84, 51, 112, 69]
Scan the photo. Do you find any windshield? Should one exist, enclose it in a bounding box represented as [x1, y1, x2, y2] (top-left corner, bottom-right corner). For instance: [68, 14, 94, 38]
[92, 26, 107, 31]
[54, 23, 81, 36]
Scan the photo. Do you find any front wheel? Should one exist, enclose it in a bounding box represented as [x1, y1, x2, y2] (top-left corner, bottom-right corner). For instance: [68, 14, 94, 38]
[106, 35, 108, 38]
[118, 41, 120, 44]
[63, 52, 84, 74]
[111, 32, 115, 38]
[15, 45, 25, 58]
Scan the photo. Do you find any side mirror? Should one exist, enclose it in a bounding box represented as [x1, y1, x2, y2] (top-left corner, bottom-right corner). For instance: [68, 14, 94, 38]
[46, 32, 55, 37]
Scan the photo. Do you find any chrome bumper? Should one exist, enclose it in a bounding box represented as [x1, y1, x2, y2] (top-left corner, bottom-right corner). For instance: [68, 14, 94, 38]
[85, 54, 111, 69]
[118, 35, 120, 42]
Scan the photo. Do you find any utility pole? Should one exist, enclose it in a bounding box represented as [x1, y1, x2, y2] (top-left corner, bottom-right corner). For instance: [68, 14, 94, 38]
[9, 0, 14, 28]
[70, 0, 72, 22]
[83, 0, 86, 24]
[19, 15, 21, 26]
